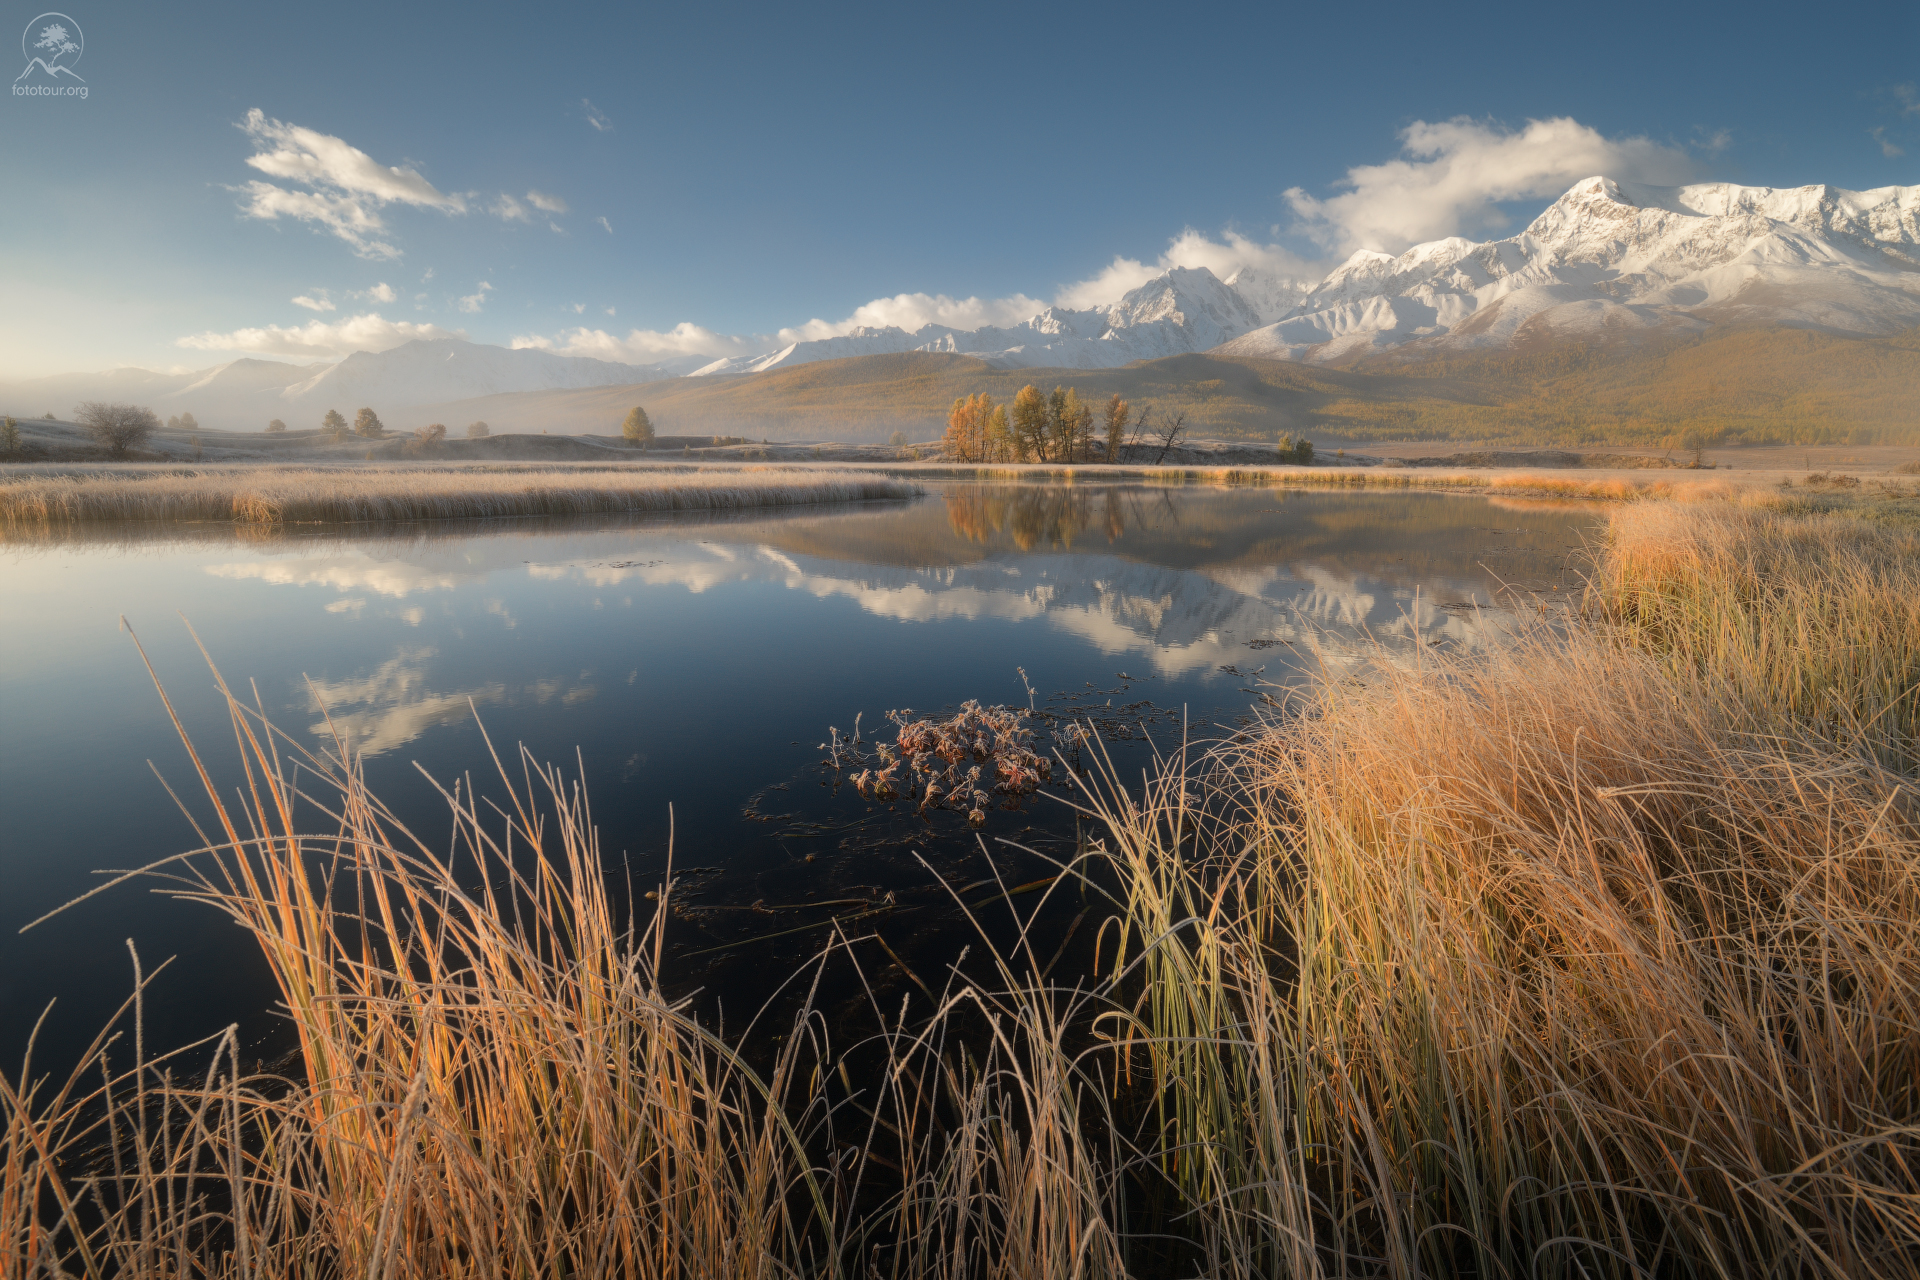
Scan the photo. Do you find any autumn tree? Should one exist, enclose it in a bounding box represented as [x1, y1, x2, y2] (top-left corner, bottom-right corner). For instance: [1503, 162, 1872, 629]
[943, 392, 996, 462]
[417, 423, 447, 442]
[1049, 387, 1092, 462]
[622, 405, 655, 448]
[985, 404, 1012, 461]
[1104, 394, 1129, 462]
[467, 420, 491, 438]
[321, 409, 349, 440]
[265, 418, 287, 433]
[1010, 385, 1047, 461]
[74, 402, 159, 456]
[353, 407, 386, 438]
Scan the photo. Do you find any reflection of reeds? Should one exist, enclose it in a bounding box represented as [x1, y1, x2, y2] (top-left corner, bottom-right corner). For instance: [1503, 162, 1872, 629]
[0, 463, 920, 526]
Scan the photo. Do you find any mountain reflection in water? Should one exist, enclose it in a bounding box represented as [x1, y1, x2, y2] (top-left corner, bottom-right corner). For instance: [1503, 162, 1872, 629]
[0, 482, 1599, 1070]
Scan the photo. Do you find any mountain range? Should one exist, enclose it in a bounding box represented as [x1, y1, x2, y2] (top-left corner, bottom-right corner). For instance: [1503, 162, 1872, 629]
[4, 175, 1917, 437]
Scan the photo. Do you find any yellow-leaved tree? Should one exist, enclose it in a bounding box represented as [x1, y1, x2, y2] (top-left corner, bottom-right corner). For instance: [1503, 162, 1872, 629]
[1104, 394, 1129, 462]
[1010, 385, 1047, 461]
[942, 393, 996, 462]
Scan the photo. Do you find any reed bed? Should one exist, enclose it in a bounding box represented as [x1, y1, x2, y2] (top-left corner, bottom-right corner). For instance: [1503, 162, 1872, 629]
[0, 464, 920, 526]
[8, 497, 1919, 1278]
[1591, 500, 1920, 772]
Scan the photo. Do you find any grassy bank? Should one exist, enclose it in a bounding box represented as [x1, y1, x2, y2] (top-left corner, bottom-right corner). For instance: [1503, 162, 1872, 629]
[6, 498, 1917, 1277]
[0, 462, 922, 527]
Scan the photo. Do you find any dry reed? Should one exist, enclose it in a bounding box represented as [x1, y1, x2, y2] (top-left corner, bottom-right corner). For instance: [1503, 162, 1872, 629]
[0, 463, 920, 527]
[9, 496, 1920, 1279]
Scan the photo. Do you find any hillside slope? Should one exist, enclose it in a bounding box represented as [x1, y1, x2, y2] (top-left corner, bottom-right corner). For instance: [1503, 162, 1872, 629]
[417, 326, 1920, 448]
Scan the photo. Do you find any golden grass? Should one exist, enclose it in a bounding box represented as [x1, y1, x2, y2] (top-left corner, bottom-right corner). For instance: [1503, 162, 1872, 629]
[1592, 500, 1920, 772]
[1082, 625, 1920, 1277]
[0, 462, 921, 526]
[8, 496, 1919, 1278]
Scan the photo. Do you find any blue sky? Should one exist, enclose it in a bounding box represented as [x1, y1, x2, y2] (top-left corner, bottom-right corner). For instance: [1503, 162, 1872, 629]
[2, 0, 1915, 377]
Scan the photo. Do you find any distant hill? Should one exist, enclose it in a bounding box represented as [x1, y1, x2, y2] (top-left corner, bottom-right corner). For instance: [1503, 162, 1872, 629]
[416, 326, 1920, 448]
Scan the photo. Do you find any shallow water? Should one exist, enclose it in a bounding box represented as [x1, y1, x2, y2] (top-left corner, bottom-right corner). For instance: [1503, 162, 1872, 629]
[0, 482, 1599, 1067]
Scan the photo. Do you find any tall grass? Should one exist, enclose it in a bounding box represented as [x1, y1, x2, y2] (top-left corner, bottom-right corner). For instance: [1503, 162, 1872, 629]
[1591, 500, 1920, 772]
[8, 497, 1919, 1278]
[1082, 628, 1920, 1277]
[0, 464, 920, 527]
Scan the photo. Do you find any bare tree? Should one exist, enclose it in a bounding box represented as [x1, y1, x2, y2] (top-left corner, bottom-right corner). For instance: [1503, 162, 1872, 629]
[74, 402, 159, 456]
[1150, 409, 1189, 465]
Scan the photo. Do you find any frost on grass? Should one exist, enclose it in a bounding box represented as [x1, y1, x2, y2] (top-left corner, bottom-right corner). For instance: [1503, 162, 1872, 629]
[828, 701, 1053, 828]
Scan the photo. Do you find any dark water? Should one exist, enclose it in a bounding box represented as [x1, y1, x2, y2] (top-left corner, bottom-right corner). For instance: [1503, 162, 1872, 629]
[0, 482, 1599, 1068]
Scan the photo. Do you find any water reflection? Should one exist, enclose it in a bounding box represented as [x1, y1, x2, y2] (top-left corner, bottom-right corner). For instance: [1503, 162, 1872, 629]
[2, 482, 1599, 1070]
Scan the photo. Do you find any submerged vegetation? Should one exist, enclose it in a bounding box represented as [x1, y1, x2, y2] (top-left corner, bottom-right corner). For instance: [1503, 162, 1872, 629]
[0, 463, 922, 527]
[5, 495, 1919, 1277]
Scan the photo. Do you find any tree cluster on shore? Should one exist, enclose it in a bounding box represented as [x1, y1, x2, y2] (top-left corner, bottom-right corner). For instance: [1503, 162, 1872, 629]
[941, 386, 1318, 465]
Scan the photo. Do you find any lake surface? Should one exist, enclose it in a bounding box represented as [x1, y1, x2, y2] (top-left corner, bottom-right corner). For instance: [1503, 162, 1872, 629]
[0, 482, 1600, 1067]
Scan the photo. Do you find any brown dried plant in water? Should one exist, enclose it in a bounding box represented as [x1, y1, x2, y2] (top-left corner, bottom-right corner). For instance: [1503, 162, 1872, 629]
[841, 701, 1052, 826]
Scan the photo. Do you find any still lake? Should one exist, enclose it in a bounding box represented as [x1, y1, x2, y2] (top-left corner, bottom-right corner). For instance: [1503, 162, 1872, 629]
[0, 482, 1599, 1067]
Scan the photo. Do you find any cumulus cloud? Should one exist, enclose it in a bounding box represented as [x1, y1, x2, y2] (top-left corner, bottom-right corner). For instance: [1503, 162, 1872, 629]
[513, 323, 757, 363]
[291, 291, 335, 311]
[362, 281, 396, 303]
[178, 312, 464, 358]
[526, 189, 568, 214]
[1054, 229, 1324, 310]
[235, 109, 464, 258]
[456, 281, 493, 313]
[1284, 116, 1701, 255]
[582, 99, 612, 132]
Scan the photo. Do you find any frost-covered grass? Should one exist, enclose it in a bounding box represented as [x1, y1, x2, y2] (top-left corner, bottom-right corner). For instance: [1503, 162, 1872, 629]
[0, 462, 922, 527]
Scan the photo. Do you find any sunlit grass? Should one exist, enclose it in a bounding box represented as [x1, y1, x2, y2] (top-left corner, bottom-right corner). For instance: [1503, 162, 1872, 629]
[6, 494, 1919, 1278]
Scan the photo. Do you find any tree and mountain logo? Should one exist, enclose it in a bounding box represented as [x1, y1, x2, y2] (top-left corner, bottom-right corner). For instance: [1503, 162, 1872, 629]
[16, 13, 85, 91]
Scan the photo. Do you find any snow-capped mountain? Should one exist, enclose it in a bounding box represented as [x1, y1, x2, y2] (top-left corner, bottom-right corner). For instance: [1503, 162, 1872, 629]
[689, 267, 1267, 375]
[1215, 177, 1920, 363]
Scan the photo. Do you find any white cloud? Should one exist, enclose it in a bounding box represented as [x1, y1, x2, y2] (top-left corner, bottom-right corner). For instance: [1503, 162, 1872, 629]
[595, 215, 612, 234]
[456, 281, 494, 313]
[236, 180, 402, 259]
[235, 109, 463, 258]
[177, 312, 464, 358]
[526, 189, 568, 214]
[1283, 116, 1701, 255]
[291, 291, 335, 311]
[1871, 126, 1905, 159]
[582, 99, 612, 132]
[772, 291, 1048, 344]
[513, 322, 755, 363]
[362, 281, 396, 303]
[491, 193, 530, 222]
[571, 302, 585, 314]
[1054, 229, 1324, 310]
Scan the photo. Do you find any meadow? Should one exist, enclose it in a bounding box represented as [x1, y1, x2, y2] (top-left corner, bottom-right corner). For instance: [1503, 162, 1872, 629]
[4, 488, 1917, 1278]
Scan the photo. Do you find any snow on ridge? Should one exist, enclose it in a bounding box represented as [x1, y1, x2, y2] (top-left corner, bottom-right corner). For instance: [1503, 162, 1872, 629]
[1214, 175, 1920, 364]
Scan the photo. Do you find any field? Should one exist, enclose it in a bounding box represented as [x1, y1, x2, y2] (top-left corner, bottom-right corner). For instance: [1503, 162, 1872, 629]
[4, 487, 1918, 1278]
